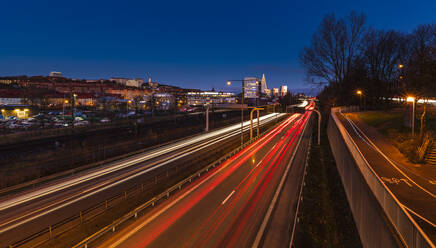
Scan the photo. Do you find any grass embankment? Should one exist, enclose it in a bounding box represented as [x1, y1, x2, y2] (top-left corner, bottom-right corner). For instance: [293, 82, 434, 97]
[356, 107, 435, 163]
[294, 122, 362, 247]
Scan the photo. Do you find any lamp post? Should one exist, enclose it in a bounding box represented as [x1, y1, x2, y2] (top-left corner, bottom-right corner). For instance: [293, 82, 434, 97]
[226, 79, 248, 148]
[127, 100, 132, 112]
[63, 99, 68, 115]
[407, 96, 415, 136]
[72, 93, 77, 128]
[356, 90, 363, 110]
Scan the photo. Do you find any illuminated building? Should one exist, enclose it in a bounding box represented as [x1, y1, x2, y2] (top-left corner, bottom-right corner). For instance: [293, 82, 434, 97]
[187, 91, 236, 106]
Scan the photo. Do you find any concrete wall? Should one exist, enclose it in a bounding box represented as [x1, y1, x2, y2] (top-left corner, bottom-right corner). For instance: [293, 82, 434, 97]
[328, 114, 401, 247]
[328, 107, 433, 248]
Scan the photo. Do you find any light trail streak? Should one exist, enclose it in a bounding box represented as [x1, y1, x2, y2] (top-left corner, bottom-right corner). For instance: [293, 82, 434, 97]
[0, 114, 281, 211]
[0, 114, 286, 234]
[107, 114, 301, 248]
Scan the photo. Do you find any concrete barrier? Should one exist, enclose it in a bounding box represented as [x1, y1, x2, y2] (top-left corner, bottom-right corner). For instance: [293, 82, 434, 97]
[328, 107, 434, 248]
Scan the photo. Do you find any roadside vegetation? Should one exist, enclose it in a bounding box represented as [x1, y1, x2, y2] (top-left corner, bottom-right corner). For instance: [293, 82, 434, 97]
[299, 10, 434, 164]
[356, 106, 435, 163]
[295, 121, 361, 248]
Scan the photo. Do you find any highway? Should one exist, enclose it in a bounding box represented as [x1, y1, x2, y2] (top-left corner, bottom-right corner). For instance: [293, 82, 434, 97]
[0, 113, 284, 247]
[337, 111, 436, 239]
[97, 110, 313, 248]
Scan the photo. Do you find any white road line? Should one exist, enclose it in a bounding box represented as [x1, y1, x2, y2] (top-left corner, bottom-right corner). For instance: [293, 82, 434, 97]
[0, 124, 258, 233]
[0, 114, 282, 212]
[105, 114, 297, 248]
[401, 203, 436, 228]
[221, 190, 235, 205]
[342, 113, 436, 199]
[252, 112, 310, 248]
[0, 114, 287, 234]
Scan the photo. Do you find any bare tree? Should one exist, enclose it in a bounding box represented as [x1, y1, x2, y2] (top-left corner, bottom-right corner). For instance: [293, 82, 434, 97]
[363, 29, 407, 83]
[361, 29, 408, 106]
[300, 11, 366, 85]
[404, 24, 436, 97]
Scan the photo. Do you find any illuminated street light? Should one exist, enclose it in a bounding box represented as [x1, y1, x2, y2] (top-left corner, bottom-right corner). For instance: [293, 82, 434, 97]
[226, 81, 231, 86]
[398, 64, 404, 69]
[356, 90, 363, 110]
[407, 96, 415, 136]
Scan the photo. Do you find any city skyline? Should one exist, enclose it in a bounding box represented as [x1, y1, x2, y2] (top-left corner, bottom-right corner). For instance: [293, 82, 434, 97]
[1, 0, 435, 93]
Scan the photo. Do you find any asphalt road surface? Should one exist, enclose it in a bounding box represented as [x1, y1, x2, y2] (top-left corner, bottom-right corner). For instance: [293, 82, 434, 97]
[337, 110, 436, 239]
[97, 110, 313, 248]
[0, 113, 284, 247]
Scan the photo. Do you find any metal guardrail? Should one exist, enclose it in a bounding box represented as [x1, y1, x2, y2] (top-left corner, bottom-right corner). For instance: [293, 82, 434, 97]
[71, 124, 274, 248]
[5, 114, 287, 248]
[331, 107, 434, 248]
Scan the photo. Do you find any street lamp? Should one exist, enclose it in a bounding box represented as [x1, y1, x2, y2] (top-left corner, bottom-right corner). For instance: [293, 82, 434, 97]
[407, 96, 415, 136]
[398, 64, 404, 69]
[71, 93, 77, 127]
[63, 99, 68, 115]
[226, 79, 246, 148]
[127, 100, 132, 111]
[356, 90, 363, 110]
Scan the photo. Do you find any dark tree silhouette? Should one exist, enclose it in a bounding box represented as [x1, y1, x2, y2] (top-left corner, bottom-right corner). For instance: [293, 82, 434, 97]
[299, 11, 366, 85]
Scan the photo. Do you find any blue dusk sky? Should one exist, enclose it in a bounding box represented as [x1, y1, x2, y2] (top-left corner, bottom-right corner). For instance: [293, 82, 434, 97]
[0, 0, 435, 94]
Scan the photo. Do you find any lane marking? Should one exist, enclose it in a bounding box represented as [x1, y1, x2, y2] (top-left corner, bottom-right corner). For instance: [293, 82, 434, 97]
[0, 129, 241, 228]
[340, 112, 436, 199]
[381, 177, 412, 187]
[0, 114, 282, 211]
[401, 204, 436, 228]
[252, 112, 311, 248]
[221, 191, 235, 205]
[105, 115, 298, 248]
[0, 115, 290, 233]
[255, 159, 264, 168]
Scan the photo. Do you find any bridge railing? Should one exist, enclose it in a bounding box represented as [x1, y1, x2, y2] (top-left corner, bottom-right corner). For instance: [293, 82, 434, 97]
[329, 107, 434, 248]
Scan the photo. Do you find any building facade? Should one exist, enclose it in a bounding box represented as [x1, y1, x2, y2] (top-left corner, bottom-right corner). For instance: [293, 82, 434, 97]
[49, 72, 63, 78]
[186, 91, 236, 106]
[272, 88, 279, 97]
[280, 85, 288, 96]
[243, 77, 260, 99]
[110, 78, 143, 88]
